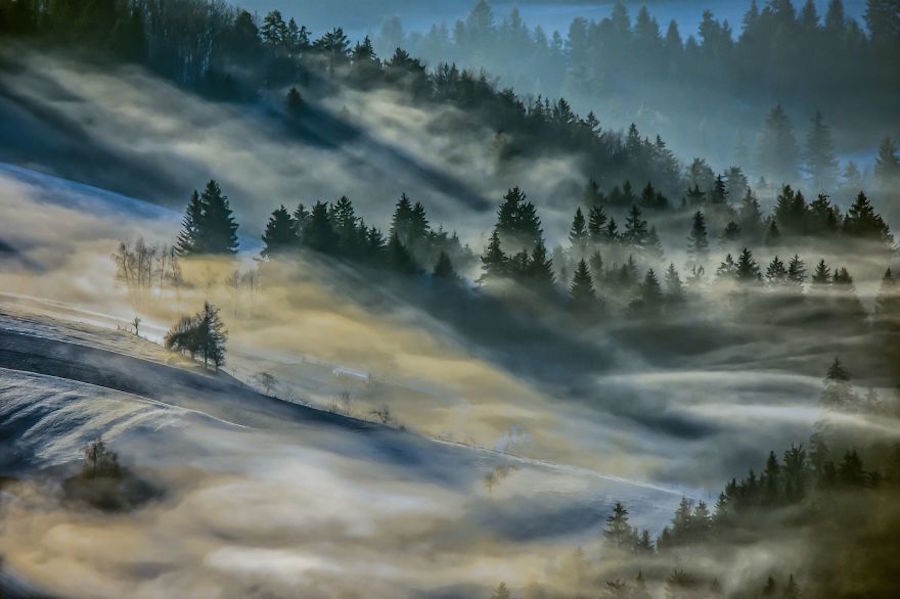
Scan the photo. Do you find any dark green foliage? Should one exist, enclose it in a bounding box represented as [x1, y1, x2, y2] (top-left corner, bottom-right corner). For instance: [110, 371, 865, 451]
[568, 258, 595, 310]
[687, 211, 709, 264]
[843, 192, 893, 243]
[304, 201, 339, 253]
[568, 207, 588, 254]
[623, 205, 649, 247]
[432, 250, 457, 281]
[588, 205, 608, 243]
[603, 501, 632, 550]
[165, 302, 228, 370]
[261, 205, 298, 257]
[175, 182, 239, 256]
[812, 259, 831, 284]
[387, 231, 418, 274]
[766, 256, 787, 284]
[787, 254, 807, 285]
[735, 248, 762, 282]
[629, 268, 664, 316]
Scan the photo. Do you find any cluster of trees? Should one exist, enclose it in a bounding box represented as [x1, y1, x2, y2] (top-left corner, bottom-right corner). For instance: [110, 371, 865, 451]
[261, 193, 474, 276]
[164, 301, 227, 370]
[489, 358, 900, 598]
[1, 0, 689, 199]
[389, 0, 899, 174]
[113, 238, 183, 299]
[175, 180, 239, 256]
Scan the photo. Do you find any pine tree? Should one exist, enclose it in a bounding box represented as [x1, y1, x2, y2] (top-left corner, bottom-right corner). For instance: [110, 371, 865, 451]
[387, 231, 417, 274]
[805, 111, 839, 192]
[646, 225, 664, 260]
[787, 254, 807, 285]
[390, 193, 414, 245]
[766, 255, 787, 284]
[569, 258, 595, 310]
[175, 190, 204, 256]
[624, 204, 649, 246]
[811, 259, 831, 284]
[716, 254, 737, 279]
[588, 205, 608, 242]
[304, 201, 339, 253]
[480, 230, 507, 281]
[738, 189, 765, 241]
[827, 356, 850, 382]
[687, 211, 709, 263]
[261, 205, 298, 257]
[874, 268, 900, 323]
[757, 104, 799, 183]
[875, 136, 900, 188]
[568, 206, 588, 255]
[603, 501, 632, 550]
[736, 248, 762, 281]
[631, 268, 664, 315]
[433, 250, 457, 280]
[490, 582, 511, 599]
[763, 219, 781, 247]
[843, 192, 892, 243]
[527, 239, 556, 293]
[198, 180, 239, 255]
[665, 263, 684, 303]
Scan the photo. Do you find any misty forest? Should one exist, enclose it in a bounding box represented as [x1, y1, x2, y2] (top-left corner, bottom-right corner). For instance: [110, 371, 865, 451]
[0, 0, 899, 597]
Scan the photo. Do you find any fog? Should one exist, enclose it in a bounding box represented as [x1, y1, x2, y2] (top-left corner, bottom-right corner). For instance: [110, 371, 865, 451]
[1, 5, 899, 595]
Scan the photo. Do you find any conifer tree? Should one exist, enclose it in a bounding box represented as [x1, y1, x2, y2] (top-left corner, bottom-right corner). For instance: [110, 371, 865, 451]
[664, 263, 684, 303]
[569, 258, 595, 309]
[433, 250, 457, 280]
[843, 192, 892, 243]
[527, 239, 556, 293]
[805, 111, 839, 192]
[568, 206, 588, 255]
[588, 205, 608, 242]
[875, 136, 900, 189]
[176, 190, 204, 256]
[199, 180, 239, 255]
[766, 255, 787, 284]
[736, 248, 762, 281]
[716, 254, 737, 279]
[812, 259, 831, 284]
[757, 104, 799, 183]
[480, 230, 507, 281]
[624, 204, 649, 246]
[687, 211, 709, 263]
[304, 201, 339, 252]
[387, 231, 417, 274]
[603, 502, 632, 550]
[787, 254, 807, 285]
[261, 205, 298, 257]
[631, 268, 664, 315]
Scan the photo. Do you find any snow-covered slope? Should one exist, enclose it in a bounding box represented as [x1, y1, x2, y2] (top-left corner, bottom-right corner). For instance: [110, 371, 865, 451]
[0, 308, 685, 598]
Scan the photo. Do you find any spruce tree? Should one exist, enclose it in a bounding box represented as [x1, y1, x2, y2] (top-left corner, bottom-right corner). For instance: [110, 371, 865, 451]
[665, 263, 684, 302]
[199, 180, 239, 255]
[432, 250, 457, 280]
[568, 206, 588, 255]
[480, 230, 507, 281]
[843, 192, 892, 243]
[304, 201, 339, 253]
[588, 205, 608, 242]
[175, 190, 204, 256]
[765, 255, 787, 284]
[527, 239, 556, 293]
[875, 136, 900, 189]
[387, 231, 417, 274]
[569, 258, 596, 309]
[603, 502, 632, 550]
[805, 111, 839, 192]
[757, 104, 799, 183]
[261, 205, 298, 257]
[624, 204, 649, 246]
[811, 259, 831, 284]
[787, 254, 807, 284]
[687, 211, 709, 263]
